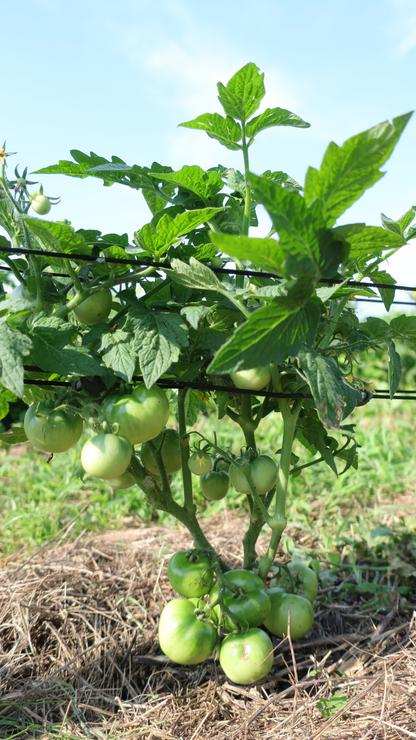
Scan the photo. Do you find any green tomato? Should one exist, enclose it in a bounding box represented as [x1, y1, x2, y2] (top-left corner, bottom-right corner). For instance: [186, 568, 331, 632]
[219, 628, 274, 685]
[209, 569, 270, 631]
[215, 457, 231, 472]
[158, 598, 217, 665]
[270, 562, 319, 603]
[263, 588, 314, 640]
[140, 428, 181, 475]
[24, 403, 83, 453]
[200, 469, 230, 501]
[229, 454, 277, 496]
[104, 470, 136, 490]
[102, 383, 170, 445]
[73, 289, 113, 325]
[188, 451, 212, 476]
[168, 550, 213, 597]
[230, 366, 271, 391]
[81, 433, 133, 479]
[31, 194, 51, 215]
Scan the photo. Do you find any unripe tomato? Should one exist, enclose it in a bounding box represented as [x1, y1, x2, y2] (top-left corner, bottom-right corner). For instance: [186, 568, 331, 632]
[158, 598, 217, 665]
[105, 470, 136, 490]
[31, 194, 51, 215]
[229, 455, 277, 496]
[168, 550, 213, 597]
[209, 569, 270, 630]
[219, 628, 274, 685]
[73, 290, 113, 325]
[102, 383, 170, 445]
[270, 562, 319, 603]
[24, 403, 83, 453]
[263, 588, 314, 639]
[200, 469, 230, 500]
[81, 433, 133, 479]
[230, 366, 271, 391]
[188, 451, 212, 476]
[141, 428, 181, 475]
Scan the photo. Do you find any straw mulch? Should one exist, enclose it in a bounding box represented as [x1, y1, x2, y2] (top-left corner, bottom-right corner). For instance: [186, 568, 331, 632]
[1, 512, 415, 740]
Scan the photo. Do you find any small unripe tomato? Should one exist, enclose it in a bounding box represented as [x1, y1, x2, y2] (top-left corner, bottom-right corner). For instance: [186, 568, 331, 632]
[230, 366, 271, 391]
[31, 194, 52, 215]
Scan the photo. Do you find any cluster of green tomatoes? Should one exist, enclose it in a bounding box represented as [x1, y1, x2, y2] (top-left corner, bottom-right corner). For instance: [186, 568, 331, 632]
[160, 550, 318, 685]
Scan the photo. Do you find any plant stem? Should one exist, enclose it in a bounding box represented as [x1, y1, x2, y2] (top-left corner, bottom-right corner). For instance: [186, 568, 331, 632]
[177, 388, 195, 513]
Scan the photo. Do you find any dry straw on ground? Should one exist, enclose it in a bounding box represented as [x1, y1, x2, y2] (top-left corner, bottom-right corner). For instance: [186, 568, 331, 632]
[0, 513, 415, 739]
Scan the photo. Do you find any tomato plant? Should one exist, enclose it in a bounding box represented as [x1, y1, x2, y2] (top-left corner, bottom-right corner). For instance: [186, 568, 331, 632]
[270, 562, 319, 603]
[24, 402, 83, 453]
[263, 587, 315, 639]
[158, 598, 217, 665]
[105, 470, 136, 490]
[73, 290, 113, 325]
[1, 62, 415, 685]
[81, 433, 133, 479]
[219, 628, 274, 685]
[168, 550, 214, 597]
[102, 383, 170, 445]
[140, 428, 181, 475]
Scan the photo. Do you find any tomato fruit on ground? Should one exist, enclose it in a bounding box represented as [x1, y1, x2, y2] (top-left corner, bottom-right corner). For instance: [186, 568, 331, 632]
[230, 366, 271, 391]
[219, 628, 274, 685]
[73, 289, 113, 325]
[209, 569, 270, 630]
[140, 428, 181, 475]
[158, 598, 217, 665]
[270, 562, 319, 603]
[104, 469, 136, 490]
[31, 194, 51, 215]
[263, 587, 314, 640]
[24, 403, 83, 453]
[188, 451, 212, 476]
[200, 469, 230, 500]
[168, 550, 213, 597]
[102, 383, 170, 445]
[81, 433, 133, 479]
[229, 454, 277, 496]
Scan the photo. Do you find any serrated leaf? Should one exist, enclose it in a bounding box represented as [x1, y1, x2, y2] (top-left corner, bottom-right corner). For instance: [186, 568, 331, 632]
[24, 219, 92, 257]
[208, 299, 321, 374]
[246, 107, 310, 139]
[333, 223, 405, 259]
[387, 339, 401, 398]
[180, 304, 208, 330]
[169, 257, 222, 292]
[304, 113, 413, 226]
[126, 304, 188, 388]
[134, 207, 223, 256]
[210, 233, 284, 274]
[297, 417, 338, 475]
[363, 316, 391, 341]
[381, 206, 416, 238]
[260, 170, 302, 192]
[298, 346, 361, 429]
[217, 63, 265, 122]
[0, 324, 32, 397]
[0, 425, 28, 445]
[97, 330, 136, 382]
[390, 315, 416, 344]
[155, 165, 223, 201]
[29, 315, 104, 377]
[179, 113, 242, 151]
[372, 270, 396, 311]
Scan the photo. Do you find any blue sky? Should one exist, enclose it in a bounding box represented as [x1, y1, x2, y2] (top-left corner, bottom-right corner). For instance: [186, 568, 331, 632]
[2, 0, 416, 314]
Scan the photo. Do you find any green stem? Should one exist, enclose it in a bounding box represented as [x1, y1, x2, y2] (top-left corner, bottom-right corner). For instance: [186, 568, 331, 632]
[320, 295, 350, 350]
[32, 256, 45, 312]
[64, 259, 82, 293]
[177, 388, 194, 513]
[1, 255, 25, 285]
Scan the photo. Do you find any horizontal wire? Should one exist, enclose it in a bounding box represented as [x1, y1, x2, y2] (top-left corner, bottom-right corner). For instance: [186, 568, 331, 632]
[0, 244, 415, 292]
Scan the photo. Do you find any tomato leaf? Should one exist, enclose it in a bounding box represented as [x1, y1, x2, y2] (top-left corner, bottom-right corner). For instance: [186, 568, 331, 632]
[0, 425, 28, 445]
[246, 107, 310, 139]
[23, 218, 92, 257]
[296, 417, 338, 475]
[126, 304, 188, 388]
[387, 339, 402, 399]
[333, 223, 405, 260]
[154, 166, 224, 201]
[29, 315, 105, 378]
[98, 329, 136, 383]
[180, 305, 209, 330]
[134, 208, 223, 257]
[179, 113, 242, 151]
[0, 323, 32, 397]
[208, 300, 321, 374]
[169, 257, 222, 292]
[381, 206, 416, 239]
[209, 234, 285, 275]
[298, 347, 361, 429]
[304, 112, 413, 226]
[217, 62, 265, 122]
